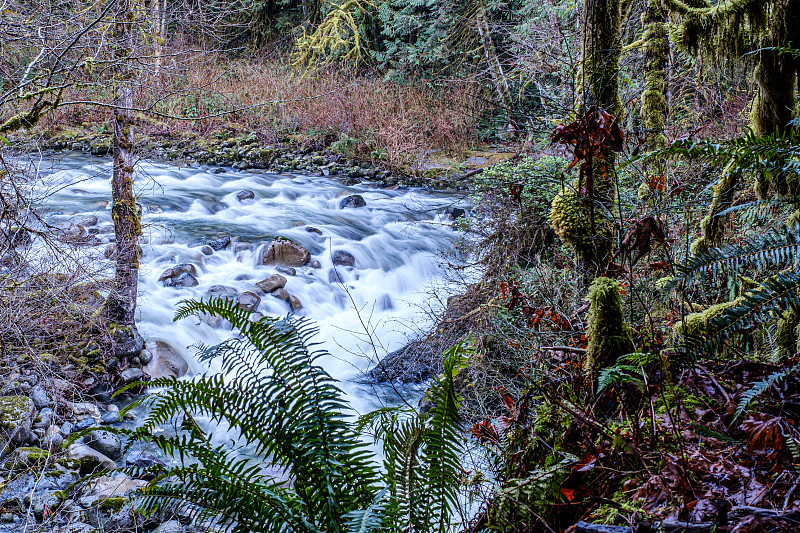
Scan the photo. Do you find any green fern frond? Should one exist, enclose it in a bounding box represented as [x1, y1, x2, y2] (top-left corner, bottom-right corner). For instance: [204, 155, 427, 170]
[107, 298, 469, 532]
[733, 364, 799, 423]
[664, 224, 800, 294]
[680, 270, 800, 359]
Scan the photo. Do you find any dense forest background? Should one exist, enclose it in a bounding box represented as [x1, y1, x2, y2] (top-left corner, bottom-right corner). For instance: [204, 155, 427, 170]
[1, 0, 800, 532]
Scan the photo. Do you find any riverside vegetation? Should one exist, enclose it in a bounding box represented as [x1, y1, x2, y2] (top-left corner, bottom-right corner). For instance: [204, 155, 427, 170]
[1, 0, 800, 532]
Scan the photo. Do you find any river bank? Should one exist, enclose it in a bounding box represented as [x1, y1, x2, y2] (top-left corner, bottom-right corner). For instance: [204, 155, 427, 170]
[23, 126, 514, 192]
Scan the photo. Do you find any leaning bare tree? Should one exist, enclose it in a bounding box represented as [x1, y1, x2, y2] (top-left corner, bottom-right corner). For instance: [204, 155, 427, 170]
[1, 0, 248, 332]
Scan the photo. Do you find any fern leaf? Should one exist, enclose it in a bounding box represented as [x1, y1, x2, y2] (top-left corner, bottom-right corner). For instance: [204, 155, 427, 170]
[733, 364, 798, 423]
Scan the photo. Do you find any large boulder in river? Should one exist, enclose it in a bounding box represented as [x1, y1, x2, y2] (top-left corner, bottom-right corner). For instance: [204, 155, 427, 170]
[332, 250, 356, 267]
[144, 341, 188, 379]
[261, 237, 310, 267]
[339, 195, 366, 209]
[256, 274, 287, 293]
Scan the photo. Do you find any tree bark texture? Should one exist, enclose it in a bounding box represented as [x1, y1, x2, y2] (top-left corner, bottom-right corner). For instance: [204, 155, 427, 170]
[104, 0, 141, 326]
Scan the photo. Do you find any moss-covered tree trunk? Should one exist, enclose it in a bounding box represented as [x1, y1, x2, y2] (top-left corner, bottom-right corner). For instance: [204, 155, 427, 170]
[550, 0, 623, 277]
[103, 0, 141, 327]
[641, 0, 669, 151]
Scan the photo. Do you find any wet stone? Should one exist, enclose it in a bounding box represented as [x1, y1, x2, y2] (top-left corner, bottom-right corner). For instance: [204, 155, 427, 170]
[339, 194, 366, 209]
[208, 235, 231, 250]
[72, 417, 96, 433]
[332, 250, 356, 267]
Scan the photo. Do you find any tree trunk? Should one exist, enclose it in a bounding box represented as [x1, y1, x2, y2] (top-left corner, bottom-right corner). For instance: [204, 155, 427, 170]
[476, 10, 518, 134]
[103, 0, 141, 327]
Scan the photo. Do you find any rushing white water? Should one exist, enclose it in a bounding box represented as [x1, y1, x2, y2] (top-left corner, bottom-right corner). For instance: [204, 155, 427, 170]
[34, 153, 468, 415]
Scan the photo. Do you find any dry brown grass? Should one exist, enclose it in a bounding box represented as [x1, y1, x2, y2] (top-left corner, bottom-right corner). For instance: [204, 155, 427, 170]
[43, 55, 487, 167]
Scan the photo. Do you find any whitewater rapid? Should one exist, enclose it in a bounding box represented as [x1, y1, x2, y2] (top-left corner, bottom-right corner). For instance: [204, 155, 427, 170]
[35, 153, 468, 415]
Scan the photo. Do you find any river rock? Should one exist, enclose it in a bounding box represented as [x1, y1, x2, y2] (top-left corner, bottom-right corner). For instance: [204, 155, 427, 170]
[340, 194, 366, 208]
[153, 520, 183, 533]
[29, 384, 53, 410]
[110, 325, 144, 359]
[58, 224, 88, 243]
[200, 245, 214, 255]
[144, 341, 188, 379]
[236, 190, 255, 201]
[309, 260, 321, 269]
[125, 450, 165, 470]
[163, 272, 198, 288]
[83, 430, 122, 460]
[73, 417, 97, 433]
[77, 475, 148, 507]
[365, 340, 438, 384]
[43, 430, 63, 450]
[208, 235, 231, 250]
[276, 265, 296, 276]
[449, 208, 466, 220]
[306, 227, 323, 235]
[67, 443, 116, 475]
[158, 263, 198, 284]
[256, 274, 287, 293]
[139, 348, 154, 365]
[75, 215, 99, 227]
[271, 289, 303, 311]
[332, 250, 356, 267]
[120, 368, 143, 384]
[101, 411, 122, 425]
[261, 237, 310, 267]
[238, 291, 261, 312]
[0, 395, 34, 445]
[206, 285, 238, 300]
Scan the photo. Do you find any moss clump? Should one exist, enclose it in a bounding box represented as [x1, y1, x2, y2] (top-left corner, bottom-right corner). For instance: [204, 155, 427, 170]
[586, 277, 634, 378]
[550, 180, 613, 274]
[99, 497, 127, 512]
[673, 297, 741, 340]
[56, 457, 81, 470]
[0, 396, 33, 431]
[6, 447, 49, 470]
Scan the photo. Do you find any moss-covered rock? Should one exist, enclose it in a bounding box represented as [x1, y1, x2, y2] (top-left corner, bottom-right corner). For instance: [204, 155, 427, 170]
[0, 395, 34, 444]
[4, 446, 49, 470]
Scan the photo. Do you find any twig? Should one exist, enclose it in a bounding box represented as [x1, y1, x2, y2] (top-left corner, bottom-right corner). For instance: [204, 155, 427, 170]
[541, 345, 587, 353]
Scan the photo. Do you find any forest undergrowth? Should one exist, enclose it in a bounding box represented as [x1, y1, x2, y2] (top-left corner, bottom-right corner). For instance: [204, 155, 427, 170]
[447, 123, 800, 531]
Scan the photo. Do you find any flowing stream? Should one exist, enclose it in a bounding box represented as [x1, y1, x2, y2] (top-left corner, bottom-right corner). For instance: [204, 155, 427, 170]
[34, 153, 468, 415]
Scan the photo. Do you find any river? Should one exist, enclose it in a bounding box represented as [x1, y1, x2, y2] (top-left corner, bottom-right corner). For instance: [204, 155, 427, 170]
[33, 152, 468, 415]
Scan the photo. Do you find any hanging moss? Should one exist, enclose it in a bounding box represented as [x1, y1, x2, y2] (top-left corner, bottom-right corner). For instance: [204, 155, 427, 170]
[691, 161, 741, 251]
[586, 277, 634, 377]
